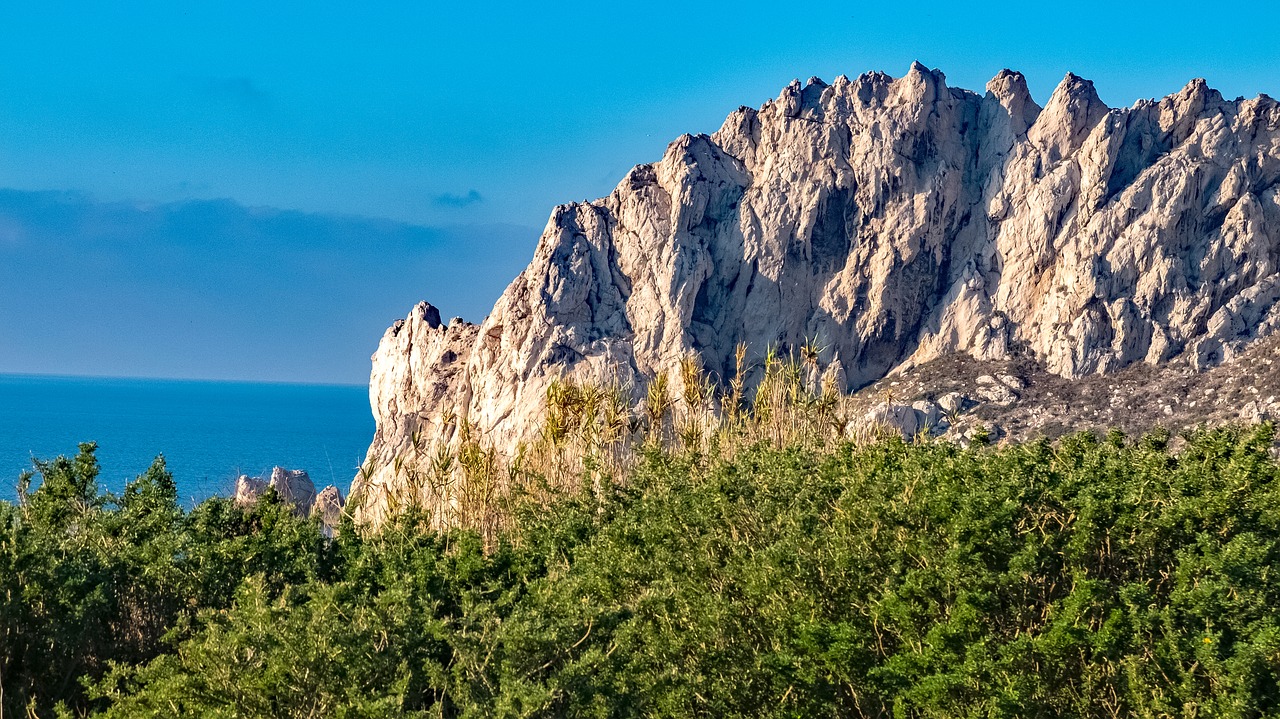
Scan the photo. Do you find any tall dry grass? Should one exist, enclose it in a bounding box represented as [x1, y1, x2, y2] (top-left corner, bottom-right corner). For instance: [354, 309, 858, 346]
[353, 343, 898, 541]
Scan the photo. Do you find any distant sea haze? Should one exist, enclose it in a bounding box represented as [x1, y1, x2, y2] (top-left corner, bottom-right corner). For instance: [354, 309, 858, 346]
[0, 374, 373, 504]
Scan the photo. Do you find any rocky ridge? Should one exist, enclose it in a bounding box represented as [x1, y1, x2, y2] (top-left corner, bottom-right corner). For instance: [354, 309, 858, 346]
[354, 64, 1280, 522]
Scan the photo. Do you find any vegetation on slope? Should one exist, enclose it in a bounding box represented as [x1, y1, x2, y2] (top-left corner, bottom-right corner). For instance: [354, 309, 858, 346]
[5, 423, 1280, 717]
[354, 347, 907, 536]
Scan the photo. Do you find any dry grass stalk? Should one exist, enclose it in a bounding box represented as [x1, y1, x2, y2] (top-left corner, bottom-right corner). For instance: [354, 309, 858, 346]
[358, 344, 889, 541]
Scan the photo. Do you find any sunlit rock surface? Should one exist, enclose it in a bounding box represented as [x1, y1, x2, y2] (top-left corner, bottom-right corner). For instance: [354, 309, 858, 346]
[355, 65, 1280, 522]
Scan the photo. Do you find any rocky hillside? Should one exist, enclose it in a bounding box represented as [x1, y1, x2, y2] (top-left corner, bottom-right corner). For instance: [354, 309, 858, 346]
[844, 333, 1280, 446]
[353, 64, 1280, 521]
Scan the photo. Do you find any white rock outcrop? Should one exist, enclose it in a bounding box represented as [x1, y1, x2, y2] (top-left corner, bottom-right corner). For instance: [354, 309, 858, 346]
[233, 467, 317, 518]
[311, 485, 345, 536]
[354, 65, 1280, 522]
[233, 474, 268, 507]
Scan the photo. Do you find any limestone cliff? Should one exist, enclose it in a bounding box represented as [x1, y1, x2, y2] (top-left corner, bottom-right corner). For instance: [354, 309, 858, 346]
[354, 64, 1280, 520]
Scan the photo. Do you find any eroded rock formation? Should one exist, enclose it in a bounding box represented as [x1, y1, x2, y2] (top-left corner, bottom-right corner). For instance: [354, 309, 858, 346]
[354, 64, 1280, 520]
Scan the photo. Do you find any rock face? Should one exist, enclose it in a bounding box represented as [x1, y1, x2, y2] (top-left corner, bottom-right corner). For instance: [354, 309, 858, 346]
[355, 64, 1280, 521]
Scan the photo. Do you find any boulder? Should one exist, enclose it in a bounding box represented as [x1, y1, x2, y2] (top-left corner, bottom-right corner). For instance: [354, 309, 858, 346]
[999, 374, 1026, 391]
[862, 403, 924, 439]
[937, 392, 969, 417]
[912, 400, 944, 431]
[311, 485, 345, 537]
[233, 474, 267, 506]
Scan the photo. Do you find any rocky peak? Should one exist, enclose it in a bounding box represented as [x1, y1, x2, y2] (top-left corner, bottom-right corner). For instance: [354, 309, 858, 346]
[985, 69, 1041, 134]
[1028, 72, 1109, 163]
[849, 70, 895, 107]
[416, 301, 443, 330]
[894, 61, 946, 104]
[353, 65, 1280, 524]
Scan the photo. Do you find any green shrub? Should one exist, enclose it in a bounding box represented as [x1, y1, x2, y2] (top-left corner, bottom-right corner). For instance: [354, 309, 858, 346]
[6, 425, 1280, 717]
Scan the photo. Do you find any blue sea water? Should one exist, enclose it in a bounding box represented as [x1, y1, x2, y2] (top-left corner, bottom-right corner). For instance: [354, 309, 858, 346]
[0, 374, 374, 506]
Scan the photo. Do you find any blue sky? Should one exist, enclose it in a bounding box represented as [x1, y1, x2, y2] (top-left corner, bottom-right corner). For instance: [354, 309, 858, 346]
[0, 0, 1277, 383]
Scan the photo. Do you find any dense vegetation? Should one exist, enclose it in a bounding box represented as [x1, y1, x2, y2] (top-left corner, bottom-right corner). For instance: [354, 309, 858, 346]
[4, 426, 1280, 717]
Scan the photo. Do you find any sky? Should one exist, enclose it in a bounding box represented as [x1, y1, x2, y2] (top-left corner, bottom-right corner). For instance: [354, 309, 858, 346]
[1, 0, 1278, 383]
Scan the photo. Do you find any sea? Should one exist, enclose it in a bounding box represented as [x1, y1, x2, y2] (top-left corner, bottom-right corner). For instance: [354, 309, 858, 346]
[0, 374, 374, 506]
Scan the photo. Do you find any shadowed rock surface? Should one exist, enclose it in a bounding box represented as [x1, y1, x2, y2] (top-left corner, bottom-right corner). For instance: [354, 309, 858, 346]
[354, 64, 1280, 522]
